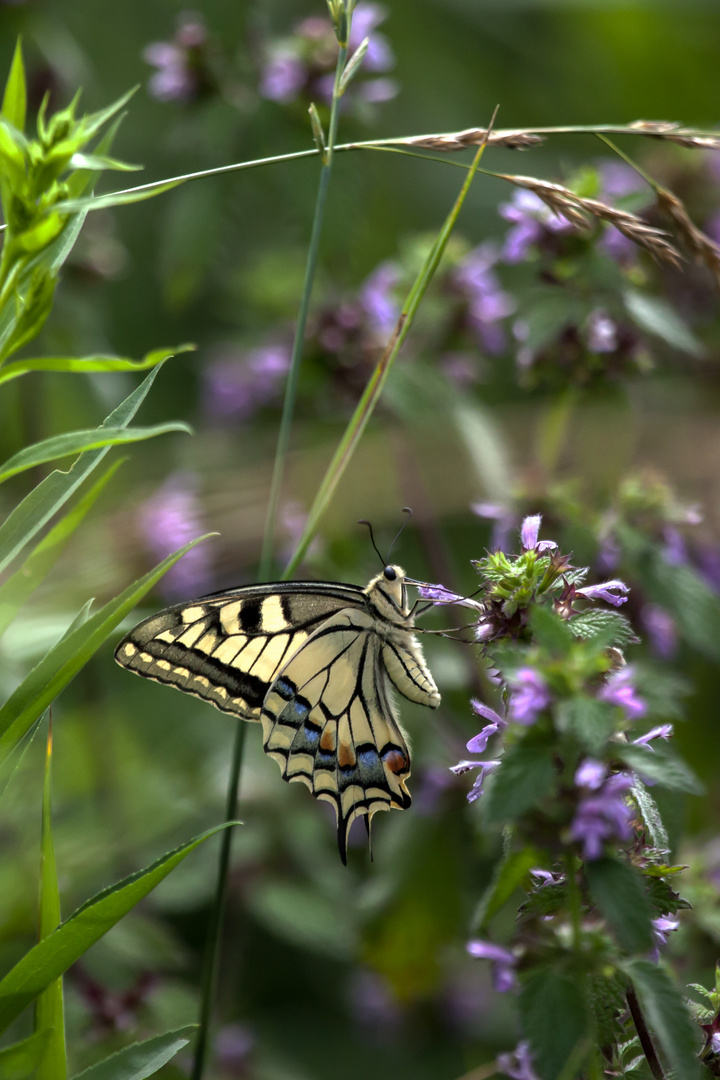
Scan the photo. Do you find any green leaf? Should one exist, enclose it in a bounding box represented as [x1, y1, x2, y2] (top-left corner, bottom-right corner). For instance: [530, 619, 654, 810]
[617, 745, 704, 795]
[555, 695, 615, 755]
[54, 179, 185, 217]
[0, 423, 191, 484]
[0, 716, 42, 806]
[35, 719, 66, 1080]
[585, 856, 654, 954]
[624, 289, 704, 358]
[2, 40, 27, 133]
[76, 87, 138, 143]
[70, 1025, 197, 1080]
[0, 460, 123, 638]
[483, 743, 557, 826]
[521, 969, 589, 1080]
[0, 1030, 51, 1080]
[0, 824, 238, 1035]
[472, 847, 541, 930]
[69, 153, 142, 173]
[567, 610, 637, 649]
[0, 533, 214, 766]
[631, 779, 669, 851]
[529, 605, 574, 654]
[622, 959, 704, 1080]
[0, 345, 194, 386]
[0, 365, 166, 576]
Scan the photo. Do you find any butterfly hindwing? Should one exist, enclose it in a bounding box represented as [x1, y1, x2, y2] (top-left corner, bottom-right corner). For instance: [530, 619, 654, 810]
[260, 608, 413, 862]
[114, 583, 365, 720]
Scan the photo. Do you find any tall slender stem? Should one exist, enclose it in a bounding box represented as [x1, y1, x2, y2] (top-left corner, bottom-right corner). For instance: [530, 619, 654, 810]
[258, 39, 348, 580]
[191, 719, 247, 1080]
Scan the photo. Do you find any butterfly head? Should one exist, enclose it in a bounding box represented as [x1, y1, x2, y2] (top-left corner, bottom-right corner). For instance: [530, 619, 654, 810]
[365, 563, 411, 618]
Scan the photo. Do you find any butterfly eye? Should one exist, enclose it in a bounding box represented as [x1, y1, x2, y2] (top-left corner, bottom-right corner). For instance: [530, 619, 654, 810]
[383, 566, 397, 581]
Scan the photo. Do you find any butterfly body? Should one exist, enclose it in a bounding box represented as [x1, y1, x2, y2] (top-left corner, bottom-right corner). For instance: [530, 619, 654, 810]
[115, 565, 440, 860]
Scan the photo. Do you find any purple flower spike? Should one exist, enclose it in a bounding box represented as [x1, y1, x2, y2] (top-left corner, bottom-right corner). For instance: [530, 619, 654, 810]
[521, 514, 542, 550]
[598, 667, 646, 719]
[508, 668, 551, 725]
[633, 724, 673, 748]
[497, 1041, 540, 1080]
[570, 771, 634, 860]
[467, 940, 517, 993]
[576, 579, 629, 607]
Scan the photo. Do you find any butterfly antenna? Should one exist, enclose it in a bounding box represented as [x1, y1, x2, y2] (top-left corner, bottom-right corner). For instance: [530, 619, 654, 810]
[358, 519, 386, 568]
[386, 507, 413, 563]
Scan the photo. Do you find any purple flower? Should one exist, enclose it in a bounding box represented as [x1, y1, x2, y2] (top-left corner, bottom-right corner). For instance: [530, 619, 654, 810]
[450, 759, 501, 802]
[710, 1032, 720, 1054]
[497, 1041, 540, 1080]
[598, 667, 646, 719]
[575, 579, 629, 607]
[143, 16, 209, 104]
[520, 513, 557, 553]
[633, 724, 673, 748]
[508, 668, 551, 725]
[260, 53, 306, 102]
[349, 969, 404, 1034]
[575, 759, 607, 791]
[641, 604, 678, 660]
[661, 525, 689, 567]
[453, 243, 515, 354]
[570, 771, 634, 860]
[414, 582, 486, 615]
[139, 473, 213, 600]
[586, 310, 618, 353]
[203, 343, 290, 420]
[359, 261, 400, 336]
[499, 189, 573, 263]
[215, 1024, 254, 1070]
[349, 3, 394, 69]
[466, 940, 517, 993]
[471, 502, 516, 552]
[598, 160, 646, 199]
[652, 915, 679, 947]
[467, 699, 507, 753]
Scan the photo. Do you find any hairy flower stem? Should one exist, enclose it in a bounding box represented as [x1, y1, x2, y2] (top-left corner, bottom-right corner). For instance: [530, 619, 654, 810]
[258, 41, 348, 580]
[627, 989, 666, 1080]
[191, 719, 247, 1080]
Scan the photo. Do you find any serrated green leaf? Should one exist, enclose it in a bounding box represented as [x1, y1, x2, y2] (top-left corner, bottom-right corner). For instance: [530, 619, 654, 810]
[0, 365, 165, 576]
[0, 532, 215, 766]
[472, 847, 541, 929]
[555, 695, 616, 755]
[622, 959, 704, 1080]
[484, 743, 556, 826]
[585, 856, 655, 954]
[70, 1025, 197, 1080]
[624, 289, 704, 358]
[530, 605, 574, 653]
[0, 1030, 50, 1080]
[0, 825, 238, 1035]
[2, 40, 26, 133]
[0, 460, 123, 638]
[631, 779, 669, 851]
[521, 969, 589, 1080]
[568, 610, 636, 648]
[35, 718, 66, 1080]
[0, 423, 191, 484]
[617, 745, 703, 795]
[0, 344, 194, 385]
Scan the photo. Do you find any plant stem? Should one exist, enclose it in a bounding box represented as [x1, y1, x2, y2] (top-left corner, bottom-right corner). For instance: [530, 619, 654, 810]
[191, 718, 247, 1080]
[627, 988, 666, 1080]
[282, 123, 493, 579]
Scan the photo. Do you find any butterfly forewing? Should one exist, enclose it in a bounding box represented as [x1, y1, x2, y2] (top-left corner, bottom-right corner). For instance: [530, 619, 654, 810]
[115, 582, 365, 720]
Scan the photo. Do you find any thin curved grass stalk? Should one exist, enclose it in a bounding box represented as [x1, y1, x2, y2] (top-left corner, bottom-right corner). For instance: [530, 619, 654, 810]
[282, 119, 495, 579]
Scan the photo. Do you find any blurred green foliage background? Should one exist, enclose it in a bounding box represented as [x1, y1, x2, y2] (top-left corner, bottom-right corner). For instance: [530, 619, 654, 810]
[1, 1, 720, 1077]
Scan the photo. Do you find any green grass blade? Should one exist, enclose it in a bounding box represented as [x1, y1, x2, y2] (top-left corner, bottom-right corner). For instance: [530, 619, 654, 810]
[0, 716, 42, 807]
[57, 179, 185, 216]
[35, 716, 66, 1080]
[0, 1030, 51, 1080]
[0, 460, 124, 638]
[0, 824, 239, 1035]
[2, 40, 26, 132]
[0, 533, 215, 766]
[0, 364, 166, 577]
[0, 346, 194, 386]
[283, 134, 490, 577]
[70, 1025, 197, 1080]
[0, 423, 191, 485]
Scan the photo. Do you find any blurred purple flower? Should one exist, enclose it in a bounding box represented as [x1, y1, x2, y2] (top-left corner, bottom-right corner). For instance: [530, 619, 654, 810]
[139, 473, 212, 600]
[453, 243, 514, 353]
[598, 160, 646, 199]
[497, 1041, 540, 1080]
[641, 604, 678, 660]
[575, 758, 607, 791]
[652, 915, 679, 947]
[499, 189, 573, 263]
[466, 940, 517, 993]
[350, 3, 393, 68]
[203, 343, 290, 420]
[441, 352, 478, 387]
[260, 53, 306, 102]
[359, 261, 400, 335]
[586, 310, 618, 353]
[413, 765, 454, 816]
[570, 769, 634, 860]
[575, 579, 629, 607]
[661, 525, 689, 567]
[144, 15, 209, 103]
[600, 226, 639, 262]
[471, 502, 516, 552]
[508, 668, 551, 725]
[355, 77, 399, 103]
[598, 667, 646, 719]
[215, 1023, 254, 1076]
[450, 758, 501, 802]
[348, 969, 404, 1035]
[633, 724, 673, 748]
[711, 1032, 720, 1054]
